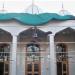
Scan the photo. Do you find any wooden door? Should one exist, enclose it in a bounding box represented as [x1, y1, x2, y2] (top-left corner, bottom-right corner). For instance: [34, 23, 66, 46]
[26, 42, 41, 75]
[57, 61, 68, 75]
[26, 61, 41, 75]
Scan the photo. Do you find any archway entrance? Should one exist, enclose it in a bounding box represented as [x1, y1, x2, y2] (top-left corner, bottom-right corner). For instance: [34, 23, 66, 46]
[56, 44, 68, 75]
[0, 29, 12, 75]
[18, 27, 49, 75]
[0, 44, 10, 75]
[26, 42, 41, 75]
[55, 27, 75, 75]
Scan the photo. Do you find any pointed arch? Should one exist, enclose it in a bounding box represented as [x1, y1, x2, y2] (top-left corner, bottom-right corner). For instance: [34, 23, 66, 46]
[54, 27, 75, 42]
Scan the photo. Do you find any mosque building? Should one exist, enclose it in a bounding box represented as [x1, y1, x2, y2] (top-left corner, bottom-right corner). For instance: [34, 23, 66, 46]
[0, 1, 75, 75]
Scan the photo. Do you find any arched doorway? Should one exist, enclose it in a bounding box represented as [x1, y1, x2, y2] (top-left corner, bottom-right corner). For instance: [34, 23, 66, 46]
[55, 27, 75, 75]
[56, 44, 68, 75]
[0, 29, 12, 75]
[26, 41, 41, 75]
[18, 27, 50, 75]
[0, 44, 10, 75]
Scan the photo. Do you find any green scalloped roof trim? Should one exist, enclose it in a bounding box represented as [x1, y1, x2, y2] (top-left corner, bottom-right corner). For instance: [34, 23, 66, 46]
[0, 13, 75, 26]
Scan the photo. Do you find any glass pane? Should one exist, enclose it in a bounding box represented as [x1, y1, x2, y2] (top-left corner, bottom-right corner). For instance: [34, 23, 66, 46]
[56, 44, 67, 61]
[34, 64, 39, 72]
[27, 64, 32, 71]
[27, 57, 33, 61]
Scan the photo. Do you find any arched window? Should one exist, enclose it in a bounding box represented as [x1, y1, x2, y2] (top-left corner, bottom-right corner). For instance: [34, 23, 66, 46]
[26, 41, 40, 62]
[0, 44, 10, 61]
[56, 44, 67, 61]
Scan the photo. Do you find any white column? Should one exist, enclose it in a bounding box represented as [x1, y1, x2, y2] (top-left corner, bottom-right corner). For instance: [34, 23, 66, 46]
[10, 35, 17, 75]
[49, 34, 57, 75]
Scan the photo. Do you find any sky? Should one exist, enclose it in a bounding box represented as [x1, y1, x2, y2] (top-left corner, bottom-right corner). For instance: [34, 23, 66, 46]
[0, 0, 75, 15]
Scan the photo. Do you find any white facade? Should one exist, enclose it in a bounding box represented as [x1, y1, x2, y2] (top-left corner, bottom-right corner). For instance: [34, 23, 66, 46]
[0, 18, 75, 75]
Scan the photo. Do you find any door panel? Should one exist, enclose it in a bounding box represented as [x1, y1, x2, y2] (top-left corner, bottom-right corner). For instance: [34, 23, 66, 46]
[27, 64, 32, 72]
[26, 62, 40, 75]
[34, 64, 39, 72]
[57, 62, 62, 75]
[57, 61, 68, 75]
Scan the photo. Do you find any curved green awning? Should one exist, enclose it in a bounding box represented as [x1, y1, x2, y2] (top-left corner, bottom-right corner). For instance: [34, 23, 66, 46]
[0, 13, 75, 26]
